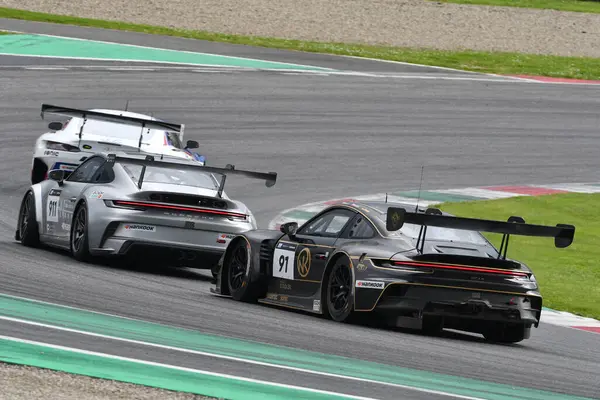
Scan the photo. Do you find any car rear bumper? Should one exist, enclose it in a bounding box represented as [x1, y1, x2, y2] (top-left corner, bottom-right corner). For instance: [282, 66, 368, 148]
[361, 284, 541, 329]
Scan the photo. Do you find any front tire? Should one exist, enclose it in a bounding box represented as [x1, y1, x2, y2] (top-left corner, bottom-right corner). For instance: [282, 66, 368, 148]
[17, 191, 40, 247]
[70, 202, 91, 262]
[324, 257, 354, 322]
[226, 239, 261, 302]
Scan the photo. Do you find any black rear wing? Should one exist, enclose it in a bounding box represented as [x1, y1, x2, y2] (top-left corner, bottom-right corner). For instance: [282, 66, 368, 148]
[41, 104, 184, 150]
[107, 153, 277, 195]
[386, 207, 575, 258]
[41, 104, 183, 132]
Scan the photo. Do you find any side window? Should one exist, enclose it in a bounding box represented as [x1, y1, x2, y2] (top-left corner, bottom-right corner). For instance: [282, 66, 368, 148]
[298, 208, 355, 237]
[67, 157, 105, 183]
[346, 214, 376, 239]
[91, 164, 115, 183]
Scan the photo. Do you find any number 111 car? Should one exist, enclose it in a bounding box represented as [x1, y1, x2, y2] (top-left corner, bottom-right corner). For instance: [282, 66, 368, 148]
[211, 201, 575, 343]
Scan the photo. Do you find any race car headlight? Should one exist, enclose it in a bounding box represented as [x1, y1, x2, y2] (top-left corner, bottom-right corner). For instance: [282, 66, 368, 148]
[46, 141, 81, 152]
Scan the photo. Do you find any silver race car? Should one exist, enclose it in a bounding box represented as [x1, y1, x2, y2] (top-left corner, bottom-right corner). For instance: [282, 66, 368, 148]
[15, 151, 277, 270]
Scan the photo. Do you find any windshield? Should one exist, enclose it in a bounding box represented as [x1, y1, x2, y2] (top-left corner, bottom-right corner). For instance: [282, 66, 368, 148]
[389, 223, 489, 245]
[120, 162, 220, 190]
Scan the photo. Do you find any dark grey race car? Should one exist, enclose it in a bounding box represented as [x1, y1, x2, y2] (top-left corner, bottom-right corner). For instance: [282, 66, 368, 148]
[211, 200, 575, 343]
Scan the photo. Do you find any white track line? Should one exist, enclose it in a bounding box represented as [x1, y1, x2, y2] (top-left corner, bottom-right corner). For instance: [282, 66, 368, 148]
[2, 30, 336, 71]
[0, 315, 485, 400]
[0, 335, 378, 400]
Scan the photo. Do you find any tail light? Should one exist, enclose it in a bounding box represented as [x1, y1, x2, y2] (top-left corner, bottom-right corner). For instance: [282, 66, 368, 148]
[45, 141, 81, 152]
[104, 200, 249, 221]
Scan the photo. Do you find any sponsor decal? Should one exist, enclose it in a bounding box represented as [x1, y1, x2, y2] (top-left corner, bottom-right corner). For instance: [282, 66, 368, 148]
[266, 293, 278, 301]
[355, 280, 385, 289]
[216, 233, 235, 244]
[279, 281, 291, 291]
[82, 144, 92, 150]
[296, 247, 311, 278]
[313, 299, 321, 312]
[124, 224, 156, 232]
[357, 262, 368, 271]
[472, 292, 481, 299]
[44, 150, 59, 157]
[279, 295, 289, 302]
[61, 222, 71, 231]
[89, 191, 104, 199]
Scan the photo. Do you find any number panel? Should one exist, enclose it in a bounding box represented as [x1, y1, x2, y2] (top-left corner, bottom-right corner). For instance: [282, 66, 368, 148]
[272, 241, 297, 280]
[46, 191, 61, 223]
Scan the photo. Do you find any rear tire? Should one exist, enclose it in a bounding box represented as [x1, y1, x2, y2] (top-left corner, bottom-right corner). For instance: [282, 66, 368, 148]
[17, 191, 40, 247]
[483, 322, 529, 343]
[31, 159, 48, 185]
[226, 239, 261, 302]
[323, 257, 354, 322]
[70, 202, 91, 262]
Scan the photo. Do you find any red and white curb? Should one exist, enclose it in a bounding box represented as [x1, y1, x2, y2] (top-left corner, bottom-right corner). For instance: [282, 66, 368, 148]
[268, 181, 600, 334]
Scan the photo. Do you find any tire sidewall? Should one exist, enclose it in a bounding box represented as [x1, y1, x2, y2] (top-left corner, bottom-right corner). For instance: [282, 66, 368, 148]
[324, 257, 354, 322]
[18, 191, 39, 246]
[70, 202, 90, 261]
[227, 239, 254, 301]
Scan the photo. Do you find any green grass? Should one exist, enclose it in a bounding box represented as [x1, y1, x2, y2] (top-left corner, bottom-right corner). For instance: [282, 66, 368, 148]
[2, 7, 600, 80]
[435, 0, 600, 14]
[438, 193, 600, 320]
[0, 30, 15, 35]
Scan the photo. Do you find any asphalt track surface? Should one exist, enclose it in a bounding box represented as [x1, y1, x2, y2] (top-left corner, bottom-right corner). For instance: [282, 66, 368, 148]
[1, 20, 600, 399]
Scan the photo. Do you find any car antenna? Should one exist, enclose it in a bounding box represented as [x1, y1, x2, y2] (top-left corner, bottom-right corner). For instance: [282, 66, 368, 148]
[385, 193, 388, 203]
[415, 165, 424, 212]
[124, 100, 129, 111]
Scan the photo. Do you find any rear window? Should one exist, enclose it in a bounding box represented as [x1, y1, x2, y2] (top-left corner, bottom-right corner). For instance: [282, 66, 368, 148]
[120, 162, 219, 190]
[390, 223, 489, 245]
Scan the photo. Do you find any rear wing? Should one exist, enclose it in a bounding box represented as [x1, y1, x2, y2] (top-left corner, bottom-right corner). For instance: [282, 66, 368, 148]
[107, 153, 277, 196]
[40, 104, 184, 149]
[386, 207, 575, 258]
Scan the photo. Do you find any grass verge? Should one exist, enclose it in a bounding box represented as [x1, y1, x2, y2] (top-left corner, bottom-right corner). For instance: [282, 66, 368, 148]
[0, 30, 15, 35]
[2, 7, 600, 80]
[435, 0, 600, 14]
[438, 193, 600, 320]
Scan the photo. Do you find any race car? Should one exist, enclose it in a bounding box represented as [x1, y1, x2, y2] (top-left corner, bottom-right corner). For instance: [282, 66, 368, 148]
[16, 151, 277, 270]
[31, 104, 206, 184]
[211, 200, 575, 343]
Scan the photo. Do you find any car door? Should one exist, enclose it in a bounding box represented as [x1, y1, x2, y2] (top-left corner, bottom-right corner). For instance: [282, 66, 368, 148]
[271, 208, 357, 298]
[54, 156, 106, 243]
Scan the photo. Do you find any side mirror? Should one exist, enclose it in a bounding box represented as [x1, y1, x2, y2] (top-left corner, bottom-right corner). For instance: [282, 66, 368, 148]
[185, 140, 199, 149]
[48, 169, 65, 185]
[48, 122, 63, 131]
[280, 222, 298, 237]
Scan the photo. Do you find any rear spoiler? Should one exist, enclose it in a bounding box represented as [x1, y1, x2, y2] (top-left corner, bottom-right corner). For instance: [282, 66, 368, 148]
[386, 207, 575, 258]
[40, 104, 184, 150]
[107, 153, 277, 196]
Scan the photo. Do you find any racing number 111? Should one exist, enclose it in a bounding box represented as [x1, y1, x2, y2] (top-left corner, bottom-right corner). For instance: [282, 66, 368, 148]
[278, 255, 289, 272]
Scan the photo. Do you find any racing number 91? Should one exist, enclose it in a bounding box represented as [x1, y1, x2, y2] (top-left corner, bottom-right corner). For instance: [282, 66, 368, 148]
[278, 255, 289, 273]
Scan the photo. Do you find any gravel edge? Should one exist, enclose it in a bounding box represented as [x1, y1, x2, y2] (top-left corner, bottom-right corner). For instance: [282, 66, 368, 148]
[0, 362, 217, 400]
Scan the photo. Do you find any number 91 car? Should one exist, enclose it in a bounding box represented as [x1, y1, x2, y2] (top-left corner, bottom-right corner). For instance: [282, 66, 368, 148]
[211, 201, 575, 343]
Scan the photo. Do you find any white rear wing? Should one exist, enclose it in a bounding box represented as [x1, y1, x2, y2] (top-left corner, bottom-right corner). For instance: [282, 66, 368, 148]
[40, 104, 185, 150]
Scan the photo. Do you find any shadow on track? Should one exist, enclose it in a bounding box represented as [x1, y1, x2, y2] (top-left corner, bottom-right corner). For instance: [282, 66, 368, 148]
[6, 240, 213, 282]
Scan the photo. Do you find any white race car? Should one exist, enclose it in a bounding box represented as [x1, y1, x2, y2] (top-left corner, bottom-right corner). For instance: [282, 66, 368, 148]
[31, 104, 206, 184]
